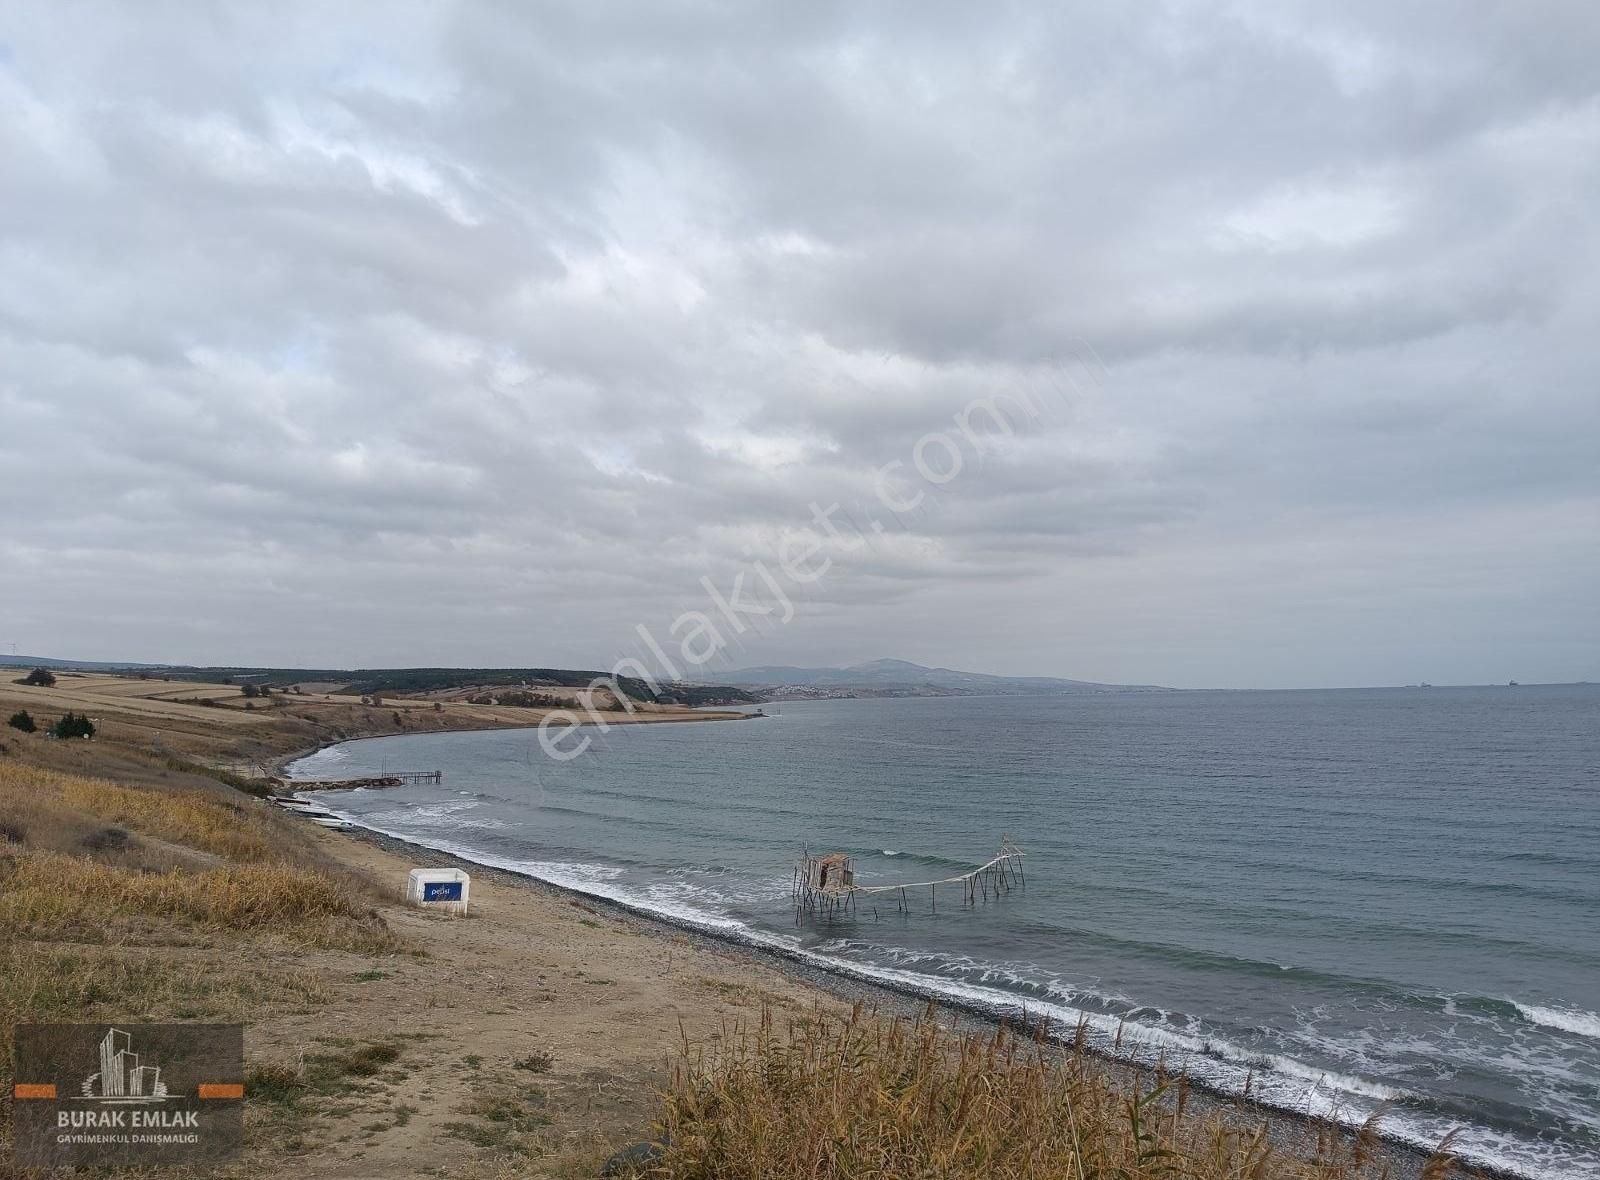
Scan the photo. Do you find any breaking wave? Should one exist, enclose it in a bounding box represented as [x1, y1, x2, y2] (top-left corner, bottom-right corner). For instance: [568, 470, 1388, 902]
[1515, 1003, 1600, 1042]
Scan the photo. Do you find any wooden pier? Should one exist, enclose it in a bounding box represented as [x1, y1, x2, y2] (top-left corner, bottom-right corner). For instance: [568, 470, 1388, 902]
[792, 838, 1025, 922]
[275, 770, 442, 792]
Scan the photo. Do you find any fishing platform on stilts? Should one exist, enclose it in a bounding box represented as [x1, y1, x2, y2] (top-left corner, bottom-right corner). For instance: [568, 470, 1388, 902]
[791, 838, 1025, 921]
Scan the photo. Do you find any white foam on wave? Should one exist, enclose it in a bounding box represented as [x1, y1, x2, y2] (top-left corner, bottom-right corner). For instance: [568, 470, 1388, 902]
[1263, 1052, 1404, 1102]
[287, 746, 349, 775]
[1515, 1002, 1600, 1041]
[527, 860, 625, 884]
[827, 941, 1135, 1012]
[652, 873, 794, 912]
[1298, 997, 1600, 1138]
[352, 799, 513, 831]
[318, 808, 1600, 1180]
[406, 801, 478, 819]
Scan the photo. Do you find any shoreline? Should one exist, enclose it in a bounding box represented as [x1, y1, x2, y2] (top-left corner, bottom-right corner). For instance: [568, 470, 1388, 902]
[266, 706, 760, 783]
[317, 819, 1446, 1180]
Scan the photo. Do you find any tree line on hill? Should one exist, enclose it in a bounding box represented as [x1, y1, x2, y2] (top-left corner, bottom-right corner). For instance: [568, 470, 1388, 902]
[11, 660, 758, 709]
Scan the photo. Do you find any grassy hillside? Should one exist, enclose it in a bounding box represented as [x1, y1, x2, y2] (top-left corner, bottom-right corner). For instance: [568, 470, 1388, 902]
[0, 760, 401, 1159]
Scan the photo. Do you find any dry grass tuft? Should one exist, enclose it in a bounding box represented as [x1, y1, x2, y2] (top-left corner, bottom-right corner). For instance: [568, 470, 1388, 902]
[0, 942, 330, 1033]
[0, 760, 398, 953]
[57, 773, 277, 858]
[0, 762, 281, 861]
[0, 719, 421, 1169]
[0, 851, 399, 951]
[655, 1004, 1469, 1180]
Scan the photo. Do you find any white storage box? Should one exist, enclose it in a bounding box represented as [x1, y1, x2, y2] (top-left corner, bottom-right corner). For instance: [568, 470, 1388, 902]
[406, 867, 470, 914]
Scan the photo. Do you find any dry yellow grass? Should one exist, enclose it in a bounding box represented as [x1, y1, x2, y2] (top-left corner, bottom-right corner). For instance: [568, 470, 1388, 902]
[0, 942, 331, 1033]
[0, 754, 409, 1170]
[0, 762, 280, 859]
[656, 1004, 1466, 1180]
[0, 672, 273, 725]
[0, 851, 399, 951]
[0, 762, 401, 955]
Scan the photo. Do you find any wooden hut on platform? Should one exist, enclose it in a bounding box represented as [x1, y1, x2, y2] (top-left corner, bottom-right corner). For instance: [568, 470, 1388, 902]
[809, 852, 853, 892]
[792, 851, 859, 918]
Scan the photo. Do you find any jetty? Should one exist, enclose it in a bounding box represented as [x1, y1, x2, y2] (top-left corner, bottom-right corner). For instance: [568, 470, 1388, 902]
[274, 770, 442, 792]
[792, 838, 1025, 921]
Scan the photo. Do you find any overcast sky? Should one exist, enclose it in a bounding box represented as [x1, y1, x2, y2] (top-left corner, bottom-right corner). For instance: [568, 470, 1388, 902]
[2, 3, 1596, 689]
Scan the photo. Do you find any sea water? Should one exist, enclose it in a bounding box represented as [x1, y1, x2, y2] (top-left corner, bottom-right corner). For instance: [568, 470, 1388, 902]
[289, 685, 1600, 1178]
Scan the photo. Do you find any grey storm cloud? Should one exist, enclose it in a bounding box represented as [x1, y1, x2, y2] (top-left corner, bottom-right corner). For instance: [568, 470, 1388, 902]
[1, 1, 1596, 687]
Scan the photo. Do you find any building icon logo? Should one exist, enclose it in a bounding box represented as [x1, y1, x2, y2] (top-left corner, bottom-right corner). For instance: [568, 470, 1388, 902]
[81, 1028, 171, 1103]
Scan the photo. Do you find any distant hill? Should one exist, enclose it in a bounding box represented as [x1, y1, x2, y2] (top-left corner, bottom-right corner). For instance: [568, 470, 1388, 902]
[0, 656, 757, 706]
[708, 658, 1165, 698]
[0, 653, 162, 671]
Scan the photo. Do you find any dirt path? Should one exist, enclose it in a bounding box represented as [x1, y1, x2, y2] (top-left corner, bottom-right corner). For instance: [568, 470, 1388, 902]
[235, 829, 845, 1179]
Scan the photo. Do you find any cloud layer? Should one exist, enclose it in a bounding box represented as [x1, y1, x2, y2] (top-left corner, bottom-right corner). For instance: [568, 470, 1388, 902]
[2, 2, 1596, 687]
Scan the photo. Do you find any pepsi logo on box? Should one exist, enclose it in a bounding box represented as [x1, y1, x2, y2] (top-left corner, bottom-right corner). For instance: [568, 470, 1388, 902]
[406, 868, 469, 914]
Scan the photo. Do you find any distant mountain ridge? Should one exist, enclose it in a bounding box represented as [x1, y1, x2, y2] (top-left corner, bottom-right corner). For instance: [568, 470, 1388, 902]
[0, 653, 162, 670]
[709, 658, 1165, 697]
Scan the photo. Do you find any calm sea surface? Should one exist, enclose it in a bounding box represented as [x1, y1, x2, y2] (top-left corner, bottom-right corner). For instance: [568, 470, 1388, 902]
[290, 686, 1600, 1178]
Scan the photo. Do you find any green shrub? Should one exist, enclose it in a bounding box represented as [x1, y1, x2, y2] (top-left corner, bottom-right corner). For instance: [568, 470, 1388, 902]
[49, 711, 95, 740]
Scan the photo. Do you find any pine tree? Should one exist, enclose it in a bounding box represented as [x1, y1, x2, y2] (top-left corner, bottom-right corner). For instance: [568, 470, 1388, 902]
[49, 711, 95, 739]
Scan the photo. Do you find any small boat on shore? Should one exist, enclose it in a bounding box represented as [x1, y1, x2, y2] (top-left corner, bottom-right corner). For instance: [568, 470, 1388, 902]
[269, 796, 349, 826]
